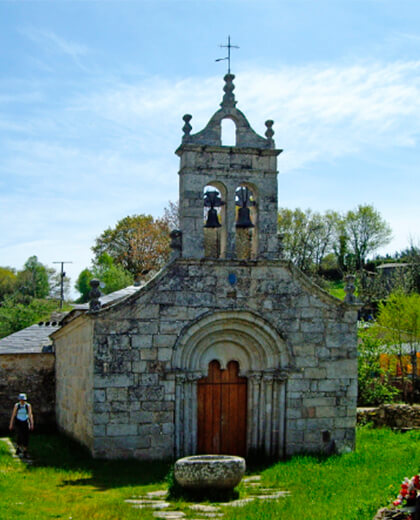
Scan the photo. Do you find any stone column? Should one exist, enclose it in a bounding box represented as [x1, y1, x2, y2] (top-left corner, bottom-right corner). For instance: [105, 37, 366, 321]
[175, 374, 186, 458]
[263, 374, 274, 456]
[175, 372, 203, 457]
[249, 373, 262, 452]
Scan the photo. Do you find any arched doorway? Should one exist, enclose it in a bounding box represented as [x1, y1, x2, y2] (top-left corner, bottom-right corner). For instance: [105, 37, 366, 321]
[172, 310, 291, 458]
[197, 360, 247, 456]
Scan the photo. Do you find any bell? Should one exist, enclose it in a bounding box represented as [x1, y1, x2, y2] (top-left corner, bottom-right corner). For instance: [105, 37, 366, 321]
[205, 208, 221, 228]
[236, 206, 254, 228]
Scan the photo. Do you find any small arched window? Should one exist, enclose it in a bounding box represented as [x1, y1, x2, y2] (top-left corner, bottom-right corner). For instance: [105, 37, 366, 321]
[221, 118, 236, 146]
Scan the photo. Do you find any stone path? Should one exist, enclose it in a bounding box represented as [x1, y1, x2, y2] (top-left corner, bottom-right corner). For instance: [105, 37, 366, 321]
[124, 473, 290, 518]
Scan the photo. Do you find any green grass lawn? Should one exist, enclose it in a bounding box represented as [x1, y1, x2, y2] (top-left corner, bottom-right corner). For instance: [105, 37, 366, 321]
[0, 427, 419, 520]
[325, 279, 346, 300]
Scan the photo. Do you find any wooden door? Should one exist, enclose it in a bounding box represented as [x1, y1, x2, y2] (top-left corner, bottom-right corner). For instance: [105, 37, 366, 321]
[197, 360, 247, 456]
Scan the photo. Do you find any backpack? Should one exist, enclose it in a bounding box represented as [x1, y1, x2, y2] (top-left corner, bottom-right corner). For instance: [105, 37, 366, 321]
[15, 403, 29, 422]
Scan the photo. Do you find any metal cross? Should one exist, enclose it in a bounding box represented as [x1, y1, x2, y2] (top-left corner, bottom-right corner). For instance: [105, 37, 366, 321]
[215, 35, 239, 74]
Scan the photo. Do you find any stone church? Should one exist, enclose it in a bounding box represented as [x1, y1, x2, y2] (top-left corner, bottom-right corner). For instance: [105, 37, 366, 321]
[52, 74, 358, 460]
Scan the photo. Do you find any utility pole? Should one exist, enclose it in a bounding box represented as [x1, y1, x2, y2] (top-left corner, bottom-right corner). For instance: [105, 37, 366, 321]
[53, 261, 72, 309]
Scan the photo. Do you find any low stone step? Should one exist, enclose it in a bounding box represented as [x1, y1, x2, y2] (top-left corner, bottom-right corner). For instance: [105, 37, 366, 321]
[189, 504, 220, 512]
[126, 499, 170, 509]
[153, 512, 186, 519]
[219, 498, 254, 507]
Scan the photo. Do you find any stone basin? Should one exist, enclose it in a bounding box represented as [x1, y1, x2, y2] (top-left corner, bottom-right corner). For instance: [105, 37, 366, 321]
[174, 455, 246, 490]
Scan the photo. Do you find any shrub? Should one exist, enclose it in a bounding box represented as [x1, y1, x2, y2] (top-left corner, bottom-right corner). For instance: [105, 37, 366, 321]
[358, 329, 399, 406]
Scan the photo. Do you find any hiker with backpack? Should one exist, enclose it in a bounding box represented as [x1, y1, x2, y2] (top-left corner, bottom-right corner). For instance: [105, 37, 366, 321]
[9, 393, 34, 458]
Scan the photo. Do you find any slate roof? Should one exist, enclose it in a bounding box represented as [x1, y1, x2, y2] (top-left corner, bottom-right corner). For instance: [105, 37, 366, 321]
[0, 322, 61, 354]
[72, 284, 143, 311]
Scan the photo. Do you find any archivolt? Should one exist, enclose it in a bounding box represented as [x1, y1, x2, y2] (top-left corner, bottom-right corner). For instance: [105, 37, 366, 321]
[172, 310, 289, 374]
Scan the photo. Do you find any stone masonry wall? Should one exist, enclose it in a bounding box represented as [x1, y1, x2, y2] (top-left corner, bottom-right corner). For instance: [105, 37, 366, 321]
[358, 404, 420, 429]
[90, 258, 357, 459]
[0, 353, 55, 432]
[54, 317, 94, 450]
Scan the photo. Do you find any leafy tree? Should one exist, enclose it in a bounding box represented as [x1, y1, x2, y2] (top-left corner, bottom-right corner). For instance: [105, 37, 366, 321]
[48, 267, 71, 301]
[15, 256, 50, 300]
[357, 329, 399, 406]
[358, 264, 414, 304]
[92, 253, 134, 294]
[343, 204, 392, 271]
[402, 242, 420, 294]
[333, 229, 350, 274]
[0, 267, 17, 301]
[75, 268, 94, 303]
[278, 208, 339, 273]
[0, 296, 58, 339]
[162, 200, 180, 230]
[75, 254, 134, 302]
[372, 291, 420, 403]
[92, 214, 171, 279]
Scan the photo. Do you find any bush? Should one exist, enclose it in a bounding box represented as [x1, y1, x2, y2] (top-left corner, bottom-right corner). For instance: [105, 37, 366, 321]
[358, 330, 399, 406]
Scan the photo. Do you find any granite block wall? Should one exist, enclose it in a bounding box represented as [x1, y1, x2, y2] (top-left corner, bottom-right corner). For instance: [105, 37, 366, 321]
[0, 353, 55, 432]
[86, 258, 357, 459]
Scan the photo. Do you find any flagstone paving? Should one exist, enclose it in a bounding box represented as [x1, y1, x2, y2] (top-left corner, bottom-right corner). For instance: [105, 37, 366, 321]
[189, 505, 220, 512]
[124, 471, 289, 518]
[153, 513, 186, 519]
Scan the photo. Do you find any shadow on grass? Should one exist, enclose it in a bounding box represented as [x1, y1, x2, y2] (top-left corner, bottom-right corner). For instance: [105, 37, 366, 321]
[25, 433, 285, 494]
[27, 433, 172, 490]
[245, 453, 288, 474]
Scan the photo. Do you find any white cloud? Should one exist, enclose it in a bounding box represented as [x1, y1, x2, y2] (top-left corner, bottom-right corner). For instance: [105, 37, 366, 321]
[71, 60, 420, 173]
[1, 59, 420, 293]
[21, 27, 89, 57]
[19, 27, 90, 70]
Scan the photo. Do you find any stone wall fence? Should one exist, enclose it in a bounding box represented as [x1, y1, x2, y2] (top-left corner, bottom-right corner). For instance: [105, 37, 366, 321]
[357, 404, 420, 429]
[0, 353, 55, 433]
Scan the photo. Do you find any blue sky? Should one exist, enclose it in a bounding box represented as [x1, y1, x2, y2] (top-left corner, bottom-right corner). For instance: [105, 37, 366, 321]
[1, 0, 420, 297]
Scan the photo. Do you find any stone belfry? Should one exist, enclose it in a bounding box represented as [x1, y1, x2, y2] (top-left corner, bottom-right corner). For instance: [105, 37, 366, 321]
[176, 74, 282, 261]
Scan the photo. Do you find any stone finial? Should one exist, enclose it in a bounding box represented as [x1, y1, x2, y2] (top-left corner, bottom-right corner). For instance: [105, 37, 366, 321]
[182, 114, 192, 142]
[344, 275, 357, 304]
[170, 229, 182, 259]
[220, 74, 237, 109]
[89, 279, 102, 312]
[265, 120, 275, 148]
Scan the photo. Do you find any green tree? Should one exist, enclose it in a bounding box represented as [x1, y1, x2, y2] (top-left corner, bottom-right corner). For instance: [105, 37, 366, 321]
[0, 296, 58, 339]
[75, 268, 94, 303]
[92, 253, 134, 294]
[48, 267, 71, 301]
[357, 328, 399, 406]
[0, 267, 17, 301]
[75, 254, 134, 302]
[402, 242, 420, 293]
[343, 204, 392, 271]
[278, 208, 339, 273]
[15, 256, 50, 300]
[373, 291, 420, 402]
[92, 214, 171, 279]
